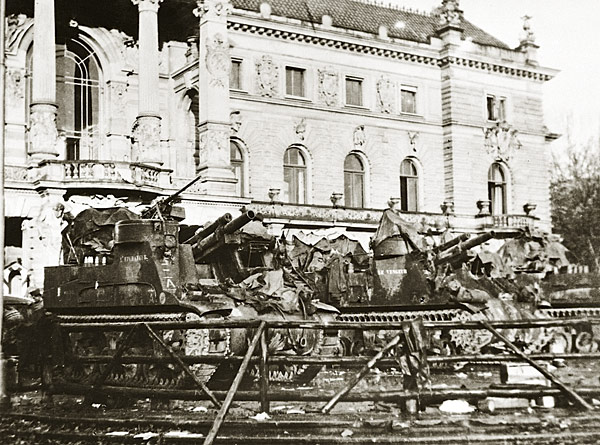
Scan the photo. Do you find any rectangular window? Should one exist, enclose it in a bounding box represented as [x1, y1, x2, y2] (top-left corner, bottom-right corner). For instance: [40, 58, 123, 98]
[497, 98, 506, 121]
[401, 88, 417, 114]
[285, 67, 305, 97]
[486, 95, 496, 120]
[230, 59, 242, 90]
[345, 77, 363, 106]
[400, 177, 418, 212]
[486, 95, 507, 121]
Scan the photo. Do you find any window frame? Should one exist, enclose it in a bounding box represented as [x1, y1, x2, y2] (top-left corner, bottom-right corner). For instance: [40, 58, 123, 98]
[54, 37, 103, 161]
[486, 94, 507, 122]
[230, 58, 243, 91]
[488, 162, 508, 215]
[399, 158, 419, 212]
[285, 66, 306, 98]
[345, 76, 364, 107]
[230, 139, 245, 197]
[344, 153, 365, 208]
[400, 85, 418, 114]
[283, 146, 308, 204]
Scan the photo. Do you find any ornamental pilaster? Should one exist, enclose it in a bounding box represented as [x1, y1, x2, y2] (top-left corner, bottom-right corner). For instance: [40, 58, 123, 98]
[28, 0, 59, 159]
[195, 0, 236, 195]
[131, 0, 163, 165]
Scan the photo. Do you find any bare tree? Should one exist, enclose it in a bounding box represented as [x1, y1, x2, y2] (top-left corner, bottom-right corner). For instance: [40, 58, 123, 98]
[551, 122, 600, 271]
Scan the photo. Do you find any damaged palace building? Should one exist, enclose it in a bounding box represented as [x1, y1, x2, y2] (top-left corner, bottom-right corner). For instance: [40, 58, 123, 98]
[4, 0, 558, 292]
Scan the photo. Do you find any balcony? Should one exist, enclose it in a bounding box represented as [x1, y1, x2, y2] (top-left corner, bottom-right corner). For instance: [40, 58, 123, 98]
[250, 200, 539, 233]
[15, 160, 173, 191]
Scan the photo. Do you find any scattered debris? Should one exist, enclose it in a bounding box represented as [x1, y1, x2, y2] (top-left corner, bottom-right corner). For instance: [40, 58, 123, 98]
[439, 400, 476, 414]
[164, 431, 204, 438]
[133, 432, 159, 440]
[250, 412, 271, 421]
[341, 429, 354, 437]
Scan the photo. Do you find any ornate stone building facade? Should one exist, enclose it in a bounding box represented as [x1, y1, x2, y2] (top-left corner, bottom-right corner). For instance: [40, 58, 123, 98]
[4, 0, 557, 291]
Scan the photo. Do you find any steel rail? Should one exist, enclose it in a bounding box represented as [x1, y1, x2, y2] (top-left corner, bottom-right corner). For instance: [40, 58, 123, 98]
[57, 316, 600, 331]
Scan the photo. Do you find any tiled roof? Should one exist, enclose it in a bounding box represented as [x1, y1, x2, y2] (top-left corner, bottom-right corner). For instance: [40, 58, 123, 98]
[231, 0, 510, 49]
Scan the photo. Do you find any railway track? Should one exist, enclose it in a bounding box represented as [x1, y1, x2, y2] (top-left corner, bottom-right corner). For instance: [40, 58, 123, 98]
[4, 407, 600, 444]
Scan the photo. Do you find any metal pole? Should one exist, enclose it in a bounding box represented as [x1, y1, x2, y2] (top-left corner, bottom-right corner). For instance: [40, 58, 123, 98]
[0, 0, 9, 410]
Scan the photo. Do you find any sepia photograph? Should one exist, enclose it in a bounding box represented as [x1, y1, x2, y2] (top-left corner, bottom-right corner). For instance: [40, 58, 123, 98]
[0, 0, 599, 443]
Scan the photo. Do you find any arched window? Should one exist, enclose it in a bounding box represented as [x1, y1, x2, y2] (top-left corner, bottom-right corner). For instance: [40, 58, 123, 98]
[55, 36, 102, 160]
[488, 163, 507, 214]
[344, 154, 364, 208]
[400, 159, 418, 212]
[283, 147, 307, 204]
[230, 140, 244, 196]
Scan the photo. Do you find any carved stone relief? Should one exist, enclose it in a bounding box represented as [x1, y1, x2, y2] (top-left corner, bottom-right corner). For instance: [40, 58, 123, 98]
[230, 111, 242, 134]
[353, 125, 366, 150]
[198, 128, 229, 165]
[317, 68, 339, 106]
[376, 76, 395, 114]
[407, 131, 419, 152]
[111, 82, 128, 114]
[483, 122, 522, 161]
[6, 69, 24, 104]
[205, 33, 230, 87]
[438, 0, 462, 27]
[194, 0, 233, 19]
[5, 14, 32, 53]
[132, 116, 161, 163]
[28, 105, 58, 156]
[520, 15, 536, 44]
[295, 118, 307, 141]
[255, 55, 279, 97]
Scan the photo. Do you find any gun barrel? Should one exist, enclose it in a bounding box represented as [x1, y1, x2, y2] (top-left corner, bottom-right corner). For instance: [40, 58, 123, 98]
[434, 233, 471, 253]
[223, 210, 260, 234]
[193, 210, 261, 259]
[183, 213, 232, 244]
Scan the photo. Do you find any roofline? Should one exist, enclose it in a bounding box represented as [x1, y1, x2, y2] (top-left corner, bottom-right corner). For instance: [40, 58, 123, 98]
[228, 14, 558, 82]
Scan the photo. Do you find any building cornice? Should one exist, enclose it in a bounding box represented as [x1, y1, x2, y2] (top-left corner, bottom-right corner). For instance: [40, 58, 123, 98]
[439, 56, 556, 82]
[228, 16, 557, 82]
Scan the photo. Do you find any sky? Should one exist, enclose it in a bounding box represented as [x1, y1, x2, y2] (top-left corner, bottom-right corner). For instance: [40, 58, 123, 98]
[389, 0, 600, 151]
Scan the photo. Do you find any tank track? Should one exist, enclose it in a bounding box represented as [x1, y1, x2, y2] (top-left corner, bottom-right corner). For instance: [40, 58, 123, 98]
[52, 312, 228, 389]
[337, 308, 463, 323]
[538, 307, 600, 318]
[336, 308, 558, 356]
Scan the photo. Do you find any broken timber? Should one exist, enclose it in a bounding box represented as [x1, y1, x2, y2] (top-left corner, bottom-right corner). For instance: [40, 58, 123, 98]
[478, 318, 593, 410]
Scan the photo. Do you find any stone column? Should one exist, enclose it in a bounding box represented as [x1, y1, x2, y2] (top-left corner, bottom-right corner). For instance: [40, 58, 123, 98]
[194, 0, 237, 195]
[131, 0, 163, 165]
[28, 0, 59, 159]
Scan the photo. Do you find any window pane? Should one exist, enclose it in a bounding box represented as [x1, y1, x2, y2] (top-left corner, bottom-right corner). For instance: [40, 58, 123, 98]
[297, 168, 306, 204]
[283, 166, 293, 202]
[286, 67, 304, 97]
[346, 78, 362, 106]
[232, 162, 243, 196]
[400, 159, 417, 176]
[353, 173, 364, 207]
[284, 147, 305, 166]
[487, 96, 496, 120]
[344, 172, 353, 207]
[230, 142, 242, 161]
[230, 60, 241, 90]
[400, 177, 408, 211]
[498, 98, 506, 121]
[344, 154, 363, 172]
[401, 89, 416, 114]
[407, 177, 418, 211]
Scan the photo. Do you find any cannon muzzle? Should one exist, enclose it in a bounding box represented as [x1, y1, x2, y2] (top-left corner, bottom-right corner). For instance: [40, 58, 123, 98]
[183, 213, 232, 244]
[193, 210, 262, 260]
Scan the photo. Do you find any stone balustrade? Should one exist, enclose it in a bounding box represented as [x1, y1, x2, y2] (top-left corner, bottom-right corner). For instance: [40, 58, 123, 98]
[21, 159, 172, 188]
[249, 200, 538, 233]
